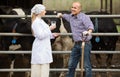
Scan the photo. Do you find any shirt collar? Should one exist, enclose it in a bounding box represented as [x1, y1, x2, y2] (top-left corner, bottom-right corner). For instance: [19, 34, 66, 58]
[71, 12, 81, 19]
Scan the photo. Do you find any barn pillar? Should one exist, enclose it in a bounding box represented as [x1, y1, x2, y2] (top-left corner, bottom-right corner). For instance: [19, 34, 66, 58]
[110, 0, 112, 14]
[100, 0, 112, 14]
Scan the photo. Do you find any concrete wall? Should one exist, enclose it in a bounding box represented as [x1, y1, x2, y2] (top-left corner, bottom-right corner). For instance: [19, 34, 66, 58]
[43, 0, 120, 14]
[113, 0, 120, 14]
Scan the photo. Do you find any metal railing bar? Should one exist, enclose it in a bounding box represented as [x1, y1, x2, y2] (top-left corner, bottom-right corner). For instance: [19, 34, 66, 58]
[89, 15, 120, 18]
[0, 33, 32, 36]
[0, 51, 120, 54]
[0, 33, 120, 36]
[91, 33, 120, 36]
[0, 15, 30, 18]
[0, 68, 119, 72]
[0, 15, 120, 18]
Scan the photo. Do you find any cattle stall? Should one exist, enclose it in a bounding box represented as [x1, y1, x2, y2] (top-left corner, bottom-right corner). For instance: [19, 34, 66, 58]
[0, 0, 120, 77]
[0, 14, 120, 77]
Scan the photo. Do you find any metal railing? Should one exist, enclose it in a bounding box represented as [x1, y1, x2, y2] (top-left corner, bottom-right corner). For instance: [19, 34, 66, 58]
[0, 68, 119, 72]
[0, 33, 120, 36]
[0, 15, 120, 18]
[0, 14, 120, 72]
[0, 51, 120, 54]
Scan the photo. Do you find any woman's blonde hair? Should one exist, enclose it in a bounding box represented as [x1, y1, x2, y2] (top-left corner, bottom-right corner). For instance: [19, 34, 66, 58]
[31, 13, 38, 35]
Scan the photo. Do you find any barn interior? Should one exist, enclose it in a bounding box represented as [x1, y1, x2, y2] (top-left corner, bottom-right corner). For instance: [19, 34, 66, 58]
[0, 0, 120, 77]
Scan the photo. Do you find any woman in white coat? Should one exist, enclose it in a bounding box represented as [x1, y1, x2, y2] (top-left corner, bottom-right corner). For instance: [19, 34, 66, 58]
[31, 4, 58, 77]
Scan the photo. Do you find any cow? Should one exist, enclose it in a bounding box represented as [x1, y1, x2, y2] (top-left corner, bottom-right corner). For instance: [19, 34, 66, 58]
[0, 6, 70, 77]
[0, 6, 19, 77]
[56, 11, 118, 77]
[0, 6, 34, 77]
[86, 11, 118, 77]
[0, 5, 119, 77]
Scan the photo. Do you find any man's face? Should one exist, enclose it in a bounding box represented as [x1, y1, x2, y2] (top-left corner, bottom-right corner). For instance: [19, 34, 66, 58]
[71, 3, 81, 15]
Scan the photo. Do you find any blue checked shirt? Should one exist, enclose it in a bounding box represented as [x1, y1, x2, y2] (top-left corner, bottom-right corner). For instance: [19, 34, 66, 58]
[63, 12, 94, 42]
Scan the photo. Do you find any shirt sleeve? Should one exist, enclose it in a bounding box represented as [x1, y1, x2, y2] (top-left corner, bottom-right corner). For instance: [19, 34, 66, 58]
[50, 33, 55, 39]
[82, 15, 94, 31]
[32, 20, 51, 40]
[62, 14, 71, 22]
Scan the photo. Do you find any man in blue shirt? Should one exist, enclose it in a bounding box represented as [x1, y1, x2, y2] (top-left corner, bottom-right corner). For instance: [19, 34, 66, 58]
[58, 1, 94, 77]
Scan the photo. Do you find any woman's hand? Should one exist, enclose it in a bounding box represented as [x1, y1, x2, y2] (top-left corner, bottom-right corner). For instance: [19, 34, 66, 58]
[50, 21, 56, 30]
[52, 33, 60, 38]
[50, 25, 56, 30]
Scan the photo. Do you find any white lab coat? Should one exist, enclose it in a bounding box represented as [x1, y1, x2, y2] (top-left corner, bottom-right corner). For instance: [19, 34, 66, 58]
[31, 17, 53, 64]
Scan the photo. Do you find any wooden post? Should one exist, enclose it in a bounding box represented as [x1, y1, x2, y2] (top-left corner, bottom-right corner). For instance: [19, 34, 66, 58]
[81, 41, 85, 77]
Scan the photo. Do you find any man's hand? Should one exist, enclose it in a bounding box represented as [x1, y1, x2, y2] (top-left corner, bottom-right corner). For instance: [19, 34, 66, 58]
[57, 13, 62, 18]
[82, 31, 91, 36]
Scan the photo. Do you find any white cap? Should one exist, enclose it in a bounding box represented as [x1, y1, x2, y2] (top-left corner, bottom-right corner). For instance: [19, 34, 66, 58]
[31, 4, 45, 15]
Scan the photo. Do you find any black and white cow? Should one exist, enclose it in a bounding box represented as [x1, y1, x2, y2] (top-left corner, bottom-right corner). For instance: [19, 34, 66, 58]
[86, 11, 118, 77]
[0, 6, 66, 77]
[0, 5, 118, 77]
[59, 11, 118, 77]
[56, 11, 118, 77]
[0, 6, 34, 77]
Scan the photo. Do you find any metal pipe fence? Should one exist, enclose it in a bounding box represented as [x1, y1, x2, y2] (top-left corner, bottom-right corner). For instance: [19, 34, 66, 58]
[0, 50, 119, 72]
[0, 68, 119, 72]
[0, 51, 120, 54]
[0, 15, 120, 18]
[0, 33, 120, 36]
[0, 14, 120, 73]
